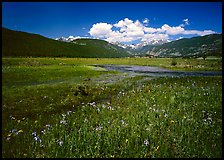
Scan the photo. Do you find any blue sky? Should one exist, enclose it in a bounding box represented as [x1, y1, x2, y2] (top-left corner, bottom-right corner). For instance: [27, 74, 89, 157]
[2, 2, 222, 44]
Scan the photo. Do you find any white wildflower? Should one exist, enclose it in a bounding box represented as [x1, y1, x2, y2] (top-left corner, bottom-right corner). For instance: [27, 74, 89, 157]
[144, 139, 149, 146]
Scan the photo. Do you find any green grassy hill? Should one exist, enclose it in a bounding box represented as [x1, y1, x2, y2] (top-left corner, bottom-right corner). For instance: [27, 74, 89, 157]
[2, 28, 130, 58]
[143, 34, 222, 58]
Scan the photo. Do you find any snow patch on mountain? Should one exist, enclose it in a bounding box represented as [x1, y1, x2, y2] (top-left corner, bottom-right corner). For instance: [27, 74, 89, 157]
[55, 36, 92, 42]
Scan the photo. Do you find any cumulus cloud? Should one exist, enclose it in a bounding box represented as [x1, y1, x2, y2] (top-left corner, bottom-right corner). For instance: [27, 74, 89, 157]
[142, 33, 169, 42]
[89, 18, 216, 43]
[89, 23, 113, 38]
[161, 24, 185, 35]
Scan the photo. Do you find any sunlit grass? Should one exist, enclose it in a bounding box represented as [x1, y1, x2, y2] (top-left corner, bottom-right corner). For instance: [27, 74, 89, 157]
[2, 58, 222, 158]
[2, 57, 222, 71]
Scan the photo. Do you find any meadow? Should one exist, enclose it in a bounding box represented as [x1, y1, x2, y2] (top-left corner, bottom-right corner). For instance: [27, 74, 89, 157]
[2, 57, 222, 158]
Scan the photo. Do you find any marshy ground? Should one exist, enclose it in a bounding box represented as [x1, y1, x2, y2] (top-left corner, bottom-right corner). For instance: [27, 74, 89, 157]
[2, 57, 222, 158]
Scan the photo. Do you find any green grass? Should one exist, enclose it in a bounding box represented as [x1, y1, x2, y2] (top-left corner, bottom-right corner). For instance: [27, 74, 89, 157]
[2, 58, 222, 158]
[2, 57, 222, 71]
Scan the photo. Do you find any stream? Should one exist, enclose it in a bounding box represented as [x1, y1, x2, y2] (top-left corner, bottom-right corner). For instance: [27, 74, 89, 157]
[95, 65, 222, 77]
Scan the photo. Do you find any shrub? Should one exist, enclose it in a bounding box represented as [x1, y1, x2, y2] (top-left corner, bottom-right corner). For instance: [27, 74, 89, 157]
[171, 59, 177, 66]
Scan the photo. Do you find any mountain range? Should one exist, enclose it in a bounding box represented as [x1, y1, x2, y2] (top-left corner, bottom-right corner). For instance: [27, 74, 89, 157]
[2, 27, 222, 58]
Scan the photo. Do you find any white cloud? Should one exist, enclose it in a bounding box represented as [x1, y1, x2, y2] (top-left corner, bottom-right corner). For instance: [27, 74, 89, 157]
[142, 33, 169, 42]
[143, 18, 149, 25]
[88, 18, 216, 43]
[114, 18, 133, 28]
[89, 23, 113, 38]
[161, 24, 185, 35]
[183, 29, 216, 36]
[180, 18, 190, 27]
[183, 19, 189, 25]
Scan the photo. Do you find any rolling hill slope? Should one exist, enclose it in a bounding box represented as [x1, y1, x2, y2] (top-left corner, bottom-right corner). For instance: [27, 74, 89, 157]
[140, 34, 222, 58]
[2, 28, 130, 58]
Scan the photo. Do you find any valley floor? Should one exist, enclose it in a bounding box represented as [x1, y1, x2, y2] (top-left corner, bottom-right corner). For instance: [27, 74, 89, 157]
[2, 57, 222, 158]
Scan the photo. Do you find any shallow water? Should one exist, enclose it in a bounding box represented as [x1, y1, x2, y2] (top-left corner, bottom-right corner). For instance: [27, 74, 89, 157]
[95, 65, 222, 77]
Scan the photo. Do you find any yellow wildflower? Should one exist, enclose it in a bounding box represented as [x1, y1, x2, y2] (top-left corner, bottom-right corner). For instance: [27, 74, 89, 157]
[126, 139, 128, 143]
[18, 129, 23, 133]
[17, 120, 21, 123]
[170, 120, 175, 123]
[35, 120, 38, 123]
[154, 146, 160, 152]
[7, 133, 12, 137]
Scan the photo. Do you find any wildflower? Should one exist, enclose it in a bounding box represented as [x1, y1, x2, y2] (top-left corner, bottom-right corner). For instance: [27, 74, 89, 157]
[96, 126, 103, 131]
[108, 106, 114, 110]
[61, 114, 66, 118]
[34, 136, 42, 143]
[58, 140, 64, 146]
[144, 139, 149, 146]
[97, 108, 100, 112]
[170, 120, 175, 123]
[164, 113, 168, 117]
[154, 146, 160, 151]
[102, 104, 106, 108]
[41, 130, 46, 134]
[11, 116, 16, 120]
[7, 133, 12, 137]
[6, 137, 11, 141]
[121, 120, 125, 125]
[18, 129, 23, 133]
[11, 129, 17, 133]
[146, 127, 151, 131]
[32, 132, 37, 137]
[45, 124, 51, 128]
[17, 120, 21, 123]
[67, 111, 72, 115]
[22, 117, 26, 120]
[35, 120, 38, 123]
[89, 102, 96, 107]
[126, 139, 128, 143]
[60, 120, 67, 124]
